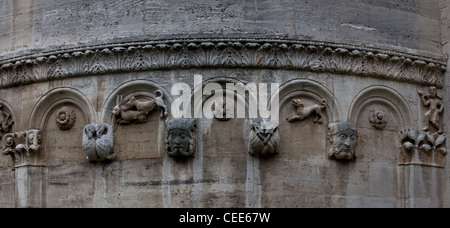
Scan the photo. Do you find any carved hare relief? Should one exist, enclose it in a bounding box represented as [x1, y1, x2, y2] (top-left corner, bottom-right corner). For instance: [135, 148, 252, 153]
[112, 90, 168, 125]
[287, 98, 326, 124]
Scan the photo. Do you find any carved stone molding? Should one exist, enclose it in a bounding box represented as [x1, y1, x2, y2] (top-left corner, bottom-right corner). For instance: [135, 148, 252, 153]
[165, 118, 197, 159]
[2, 129, 44, 168]
[0, 38, 446, 89]
[399, 129, 446, 168]
[248, 118, 280, 158]
[56, 106, 76, 131]
[82, 123, 115, 162]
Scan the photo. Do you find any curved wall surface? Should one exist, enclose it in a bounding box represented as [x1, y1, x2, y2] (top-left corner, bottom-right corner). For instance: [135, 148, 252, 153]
[0, 0, 448, 208]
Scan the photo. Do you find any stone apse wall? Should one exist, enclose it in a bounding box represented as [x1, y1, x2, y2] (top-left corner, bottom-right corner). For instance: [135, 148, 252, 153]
[0, 0, 448, 208]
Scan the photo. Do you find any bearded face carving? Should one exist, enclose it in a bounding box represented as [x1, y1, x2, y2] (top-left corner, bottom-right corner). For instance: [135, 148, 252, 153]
[328, 122, 358, 161]
[165, 119, 197, 158]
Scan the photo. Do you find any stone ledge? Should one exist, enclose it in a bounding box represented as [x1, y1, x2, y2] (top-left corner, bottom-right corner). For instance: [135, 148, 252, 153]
[0, 38, 446, 88]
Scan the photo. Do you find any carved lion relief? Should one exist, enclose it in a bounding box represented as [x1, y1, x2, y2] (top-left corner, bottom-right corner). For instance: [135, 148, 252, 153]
[112, 90, 168, 125]
[56, 106, 76, 130]
[2, 129, 44, 168]
[82, 123, 115, 162]
[248, 118, 279, 157]
[165, 118, 197, 159]
[287, 98, 326, 124]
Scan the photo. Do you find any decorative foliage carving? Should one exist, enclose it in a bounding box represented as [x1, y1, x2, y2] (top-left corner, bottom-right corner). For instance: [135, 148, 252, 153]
[112, 90, 168, 125]
[82, 123, 115, 162]
[399, 129, 446, 167]
[56, 106, 76, 130]
[0, 39, 445, 89]
[165, 118, 197, 159]
[328, 122, 358, 161]
[369, 107, 387, 130]
[248, 118, 279, 158]
[418, 86, 444, 133]
[2, 129, 44, 168]
[0, 105, 14, 140]
[287, 99, 326, 124]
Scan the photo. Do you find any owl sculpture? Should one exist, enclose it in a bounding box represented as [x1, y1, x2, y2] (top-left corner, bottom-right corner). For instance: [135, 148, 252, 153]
[82, 123, 115, 162]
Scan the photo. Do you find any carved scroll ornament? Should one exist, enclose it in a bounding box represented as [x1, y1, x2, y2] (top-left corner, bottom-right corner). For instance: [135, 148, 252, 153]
[3, 129, 44, 168]
[399, 129, 446, 167]
[56, 106, 76, 130]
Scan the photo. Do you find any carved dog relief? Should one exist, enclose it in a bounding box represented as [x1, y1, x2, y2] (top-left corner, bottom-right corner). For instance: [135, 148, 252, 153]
[112, 90, 168, 125]
[287, 99, 326, 124]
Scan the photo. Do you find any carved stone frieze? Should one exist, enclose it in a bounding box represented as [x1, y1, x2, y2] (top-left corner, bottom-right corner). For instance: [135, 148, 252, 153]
[248, 118, 279, 158]
[112, 90, 168, 125]
[0, 39, 446, 88]
[165, 118, 197, 159]
[82, 123, 115, 162]
[2, 129, 44, 168]
[399, 129, 446, 167]
[56, 106, 76, 130]
[328, 122, 358, 161]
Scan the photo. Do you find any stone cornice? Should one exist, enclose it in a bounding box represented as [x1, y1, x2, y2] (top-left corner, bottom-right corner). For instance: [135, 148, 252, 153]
[0, 38, 446, 88]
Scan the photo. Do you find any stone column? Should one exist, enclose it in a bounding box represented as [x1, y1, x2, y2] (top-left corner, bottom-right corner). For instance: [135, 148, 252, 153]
[15, 166, 46, 208]
[2, 129, 46, 207]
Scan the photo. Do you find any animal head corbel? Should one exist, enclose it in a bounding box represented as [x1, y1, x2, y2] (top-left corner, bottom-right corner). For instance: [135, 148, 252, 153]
[112, 95, 123, 116]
